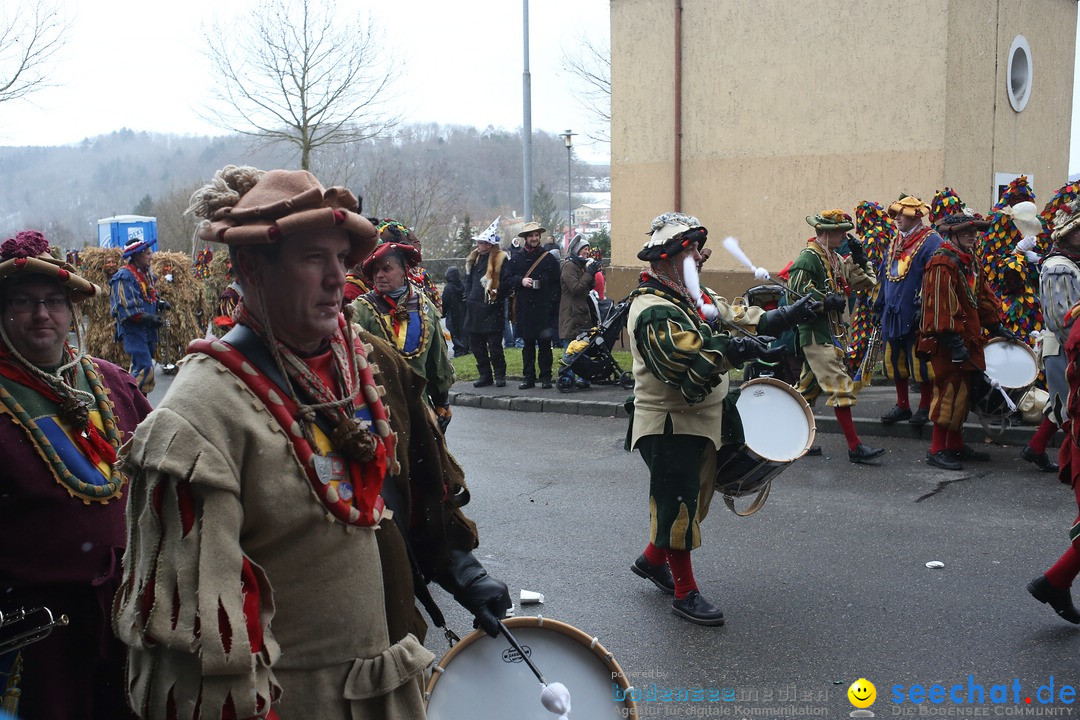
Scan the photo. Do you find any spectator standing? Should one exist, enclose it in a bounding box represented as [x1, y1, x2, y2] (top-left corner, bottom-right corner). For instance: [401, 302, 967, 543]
[441, 265, 469, 356]
[463, 217, 510, 387]
[506, 222, 561, 389]
[559, 234, 601, 388]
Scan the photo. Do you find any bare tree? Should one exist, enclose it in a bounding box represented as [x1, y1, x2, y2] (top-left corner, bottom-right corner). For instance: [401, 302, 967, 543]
[0, 0, 71, 104]
[561, 36, 611, 144]
[202, 0, 401, 170]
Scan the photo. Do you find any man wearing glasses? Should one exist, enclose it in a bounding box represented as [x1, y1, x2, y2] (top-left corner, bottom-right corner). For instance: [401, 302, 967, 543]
[109, 239, 169, 394]
[0, 230, 151, 718]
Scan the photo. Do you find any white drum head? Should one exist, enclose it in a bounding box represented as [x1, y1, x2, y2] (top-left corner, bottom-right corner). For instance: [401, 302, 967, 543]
[425, 617, 635, 719]
[983, 339, 1037, 389]
[737, 378, 815, 462]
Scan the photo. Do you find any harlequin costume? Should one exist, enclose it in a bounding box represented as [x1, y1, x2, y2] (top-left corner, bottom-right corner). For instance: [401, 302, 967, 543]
[378, 219, 443, 316]
[114, 167, 510, 720]
[873, 196, 941, 424]
[847, 201, 894, 382]
[109, 239, 161, 394]
[626, 212, 813, 626]
[0, 231, 151, 719]
[789, 210, 883, 463]
[917, 212, 1006, 470]
[350, 241, 456, 423]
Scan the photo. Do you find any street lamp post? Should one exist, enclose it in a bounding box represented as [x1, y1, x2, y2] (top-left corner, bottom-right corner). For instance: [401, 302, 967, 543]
[561, 130, 575, 239]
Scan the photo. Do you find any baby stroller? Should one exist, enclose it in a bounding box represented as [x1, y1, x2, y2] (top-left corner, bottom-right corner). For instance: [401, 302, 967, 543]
[557, 292, 634, 392]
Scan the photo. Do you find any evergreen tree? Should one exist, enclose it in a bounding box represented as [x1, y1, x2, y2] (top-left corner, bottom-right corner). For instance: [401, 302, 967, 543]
[448, 215, 473, 257]
[590, 226, 611, 258]
[531, 183, 564, 243]
[133, 193, 154, 216]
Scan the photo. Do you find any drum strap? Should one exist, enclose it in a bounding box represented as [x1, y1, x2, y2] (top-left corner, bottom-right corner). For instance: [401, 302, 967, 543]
[723, 481, 773, 517]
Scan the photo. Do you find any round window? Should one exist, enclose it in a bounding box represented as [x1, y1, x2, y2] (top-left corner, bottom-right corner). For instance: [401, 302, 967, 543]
[1007, 35, 1032, 112]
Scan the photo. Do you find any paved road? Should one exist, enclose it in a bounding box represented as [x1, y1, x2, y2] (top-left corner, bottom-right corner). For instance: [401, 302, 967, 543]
[428, 406, 1078, 718]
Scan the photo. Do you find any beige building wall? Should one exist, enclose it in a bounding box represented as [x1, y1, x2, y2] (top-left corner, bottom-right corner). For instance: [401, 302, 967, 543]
[609, 0, 1076, 302]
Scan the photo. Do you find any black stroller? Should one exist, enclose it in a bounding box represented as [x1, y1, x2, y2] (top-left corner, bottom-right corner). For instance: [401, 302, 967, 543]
[557, 292, 634, 391]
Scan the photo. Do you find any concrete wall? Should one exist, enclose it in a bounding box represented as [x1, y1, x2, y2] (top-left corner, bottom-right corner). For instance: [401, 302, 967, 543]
[611, 0, 1076, 284]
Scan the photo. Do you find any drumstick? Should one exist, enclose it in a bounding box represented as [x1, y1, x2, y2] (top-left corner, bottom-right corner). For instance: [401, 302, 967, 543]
[498, 621, 546, 683]
[498, 621, 572, 718]
[722, 236, 770, 279]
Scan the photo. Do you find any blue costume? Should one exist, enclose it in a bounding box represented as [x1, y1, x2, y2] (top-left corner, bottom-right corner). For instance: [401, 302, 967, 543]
[875, 225, 941, 383]
[109, 254, 160, 394]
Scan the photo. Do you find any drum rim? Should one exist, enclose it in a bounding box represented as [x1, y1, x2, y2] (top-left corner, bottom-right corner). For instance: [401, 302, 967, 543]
[738, 377, 817, 461]
[424, 616, 638, 711]
[983, 338, 1038, 388]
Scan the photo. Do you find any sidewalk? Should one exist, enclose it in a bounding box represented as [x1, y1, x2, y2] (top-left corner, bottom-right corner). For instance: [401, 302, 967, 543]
[449, 379, 1047, 448]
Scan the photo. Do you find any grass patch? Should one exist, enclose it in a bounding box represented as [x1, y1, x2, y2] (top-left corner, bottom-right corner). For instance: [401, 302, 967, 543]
[451, 347, 634, 381]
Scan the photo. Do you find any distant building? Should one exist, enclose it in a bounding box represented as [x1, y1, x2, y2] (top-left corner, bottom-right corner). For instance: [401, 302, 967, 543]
[608, 0, 1077, 299]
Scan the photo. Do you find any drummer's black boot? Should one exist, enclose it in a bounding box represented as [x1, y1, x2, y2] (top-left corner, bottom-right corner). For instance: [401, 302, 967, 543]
[672, 591, 726, 626]
[632, 555, 675, 595]
[880, 404, 912, 424]
[1021, 445, 1059, 473]
[908, 407, 930, 426]
[926, 450, 962, 471]
[848, 443, 885, 464]
[1027, 574, 1080, 624]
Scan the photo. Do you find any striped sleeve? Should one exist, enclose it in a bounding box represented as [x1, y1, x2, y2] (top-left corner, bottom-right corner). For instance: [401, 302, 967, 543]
[633, 304, 733, 405]
[920, 262, 965, 334]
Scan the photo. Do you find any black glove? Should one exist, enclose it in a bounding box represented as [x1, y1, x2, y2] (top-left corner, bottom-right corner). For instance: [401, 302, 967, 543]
[847, 236, 868, 269]
[725, 335, 788, 366]
[436, 550, 512, 637]
[760, 294, 823, 334]
[157, 299, 173, 312]
[988, 323, 1020, 342]
[585, 259, 602, 275]
[822, 294, 847, 314]
[140, 313, 164, 328]
[943, 332, 970, 364]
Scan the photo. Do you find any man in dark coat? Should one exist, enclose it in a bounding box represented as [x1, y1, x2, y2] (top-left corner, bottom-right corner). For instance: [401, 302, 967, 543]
[463, 218, 510, 387]
[441, 266, 469, 357]
[506, 222, 561, 389]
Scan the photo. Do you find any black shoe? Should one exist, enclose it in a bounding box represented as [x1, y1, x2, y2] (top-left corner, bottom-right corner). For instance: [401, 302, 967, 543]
[632, 555, 675, 595]
[473, 377, 493, 388]
[849, 443, 885, 464]
[926, 450, 962, 471]
[671, 590, 725, 626]
[541, 379, 553, 389]
[495, 378, 506, 388]
[1021, 445, 1059, 473]
[908, 407, 931, 426]
[880, 405, 912, 424]
[519, 380, 536, 390]
[574, 378, 591, 389]
[1028, 574, 1080, 624]
[951, 445, 990, 462]
[805, 445, 823, 457]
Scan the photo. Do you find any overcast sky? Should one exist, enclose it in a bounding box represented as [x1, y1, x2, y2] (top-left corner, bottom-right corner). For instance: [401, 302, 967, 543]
[2, 1, 1080, 173]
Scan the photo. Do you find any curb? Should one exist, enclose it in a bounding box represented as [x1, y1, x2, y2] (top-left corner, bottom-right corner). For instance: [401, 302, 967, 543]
[449, 391, 1042, 447]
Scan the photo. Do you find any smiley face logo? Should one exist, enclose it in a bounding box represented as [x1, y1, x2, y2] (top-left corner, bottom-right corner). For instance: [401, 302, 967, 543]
[848, 678, 876, 709]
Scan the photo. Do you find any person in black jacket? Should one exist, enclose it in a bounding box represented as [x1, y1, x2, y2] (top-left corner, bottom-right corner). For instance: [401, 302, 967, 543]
[441, 265, 469, 356]
[506, 222, 561, 389]
[463, 218, 510, 387]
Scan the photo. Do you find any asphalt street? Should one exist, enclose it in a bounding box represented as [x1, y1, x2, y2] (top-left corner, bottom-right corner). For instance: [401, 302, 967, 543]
[429, 406, 1078, 719]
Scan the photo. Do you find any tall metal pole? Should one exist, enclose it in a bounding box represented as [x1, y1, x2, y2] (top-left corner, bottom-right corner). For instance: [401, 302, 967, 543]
[522, 0, 533, 224]
[562, 130, 574, 238]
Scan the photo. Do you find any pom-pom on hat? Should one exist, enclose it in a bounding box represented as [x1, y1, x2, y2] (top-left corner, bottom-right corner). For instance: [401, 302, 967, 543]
[517, 221, 548, 238]
[887, 196, 930, 219]
[935, 209, 991, 235]
[190, 166, 378, 267]
[0, 230, 100, 302]
[1051, 198, 1080, 242]
[638, 212, 707, 262]
[473, 216, 502, 245]
[930, 188, 966, 225]
[122, 239, 151, 259]
[359, 241, 422, 281]
[806, 209, 854, 231]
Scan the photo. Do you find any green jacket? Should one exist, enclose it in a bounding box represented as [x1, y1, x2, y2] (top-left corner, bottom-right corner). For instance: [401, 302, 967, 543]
[788, 240, 876, 347]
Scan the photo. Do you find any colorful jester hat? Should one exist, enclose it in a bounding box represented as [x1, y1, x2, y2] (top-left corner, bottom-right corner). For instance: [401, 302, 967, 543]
[854, 200, 895, 267]
[930, 188, 966, 225]
[1042, 180, 1080, 226]
[994, 175, 1036, 211]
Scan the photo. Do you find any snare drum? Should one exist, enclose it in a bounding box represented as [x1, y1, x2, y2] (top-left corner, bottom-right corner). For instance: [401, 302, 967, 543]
[425, 616, 636, 718]
[973, 339, 1038, 418]
[714, 378, 816, 514]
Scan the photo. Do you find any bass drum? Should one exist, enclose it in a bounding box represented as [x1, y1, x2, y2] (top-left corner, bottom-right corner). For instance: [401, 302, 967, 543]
[715, 377, 816, 515]
[425, 616, 637, 719]
[973, 339, 1038, 419]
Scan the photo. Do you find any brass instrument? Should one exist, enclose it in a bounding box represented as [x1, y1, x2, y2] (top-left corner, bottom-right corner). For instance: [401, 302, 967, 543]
[854, 322, 881, 383]
[0, 606, 69, 655]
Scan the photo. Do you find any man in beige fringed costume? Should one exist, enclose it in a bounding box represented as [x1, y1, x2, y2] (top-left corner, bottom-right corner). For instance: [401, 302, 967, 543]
[114, 166, 511, 719]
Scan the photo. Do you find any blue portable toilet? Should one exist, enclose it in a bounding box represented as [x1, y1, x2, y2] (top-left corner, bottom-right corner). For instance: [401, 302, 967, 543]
[97, 215, 158, 251]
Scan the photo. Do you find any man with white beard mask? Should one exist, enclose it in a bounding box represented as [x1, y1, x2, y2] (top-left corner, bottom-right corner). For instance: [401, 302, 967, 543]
[789, 209, 885, 464]
[625, 212, 822, 625]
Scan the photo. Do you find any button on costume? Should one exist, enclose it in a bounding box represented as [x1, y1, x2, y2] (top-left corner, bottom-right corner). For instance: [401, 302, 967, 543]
[114, 167, 510, 720]
[0, 231, 151, 719]
[109, 240, 162, 394]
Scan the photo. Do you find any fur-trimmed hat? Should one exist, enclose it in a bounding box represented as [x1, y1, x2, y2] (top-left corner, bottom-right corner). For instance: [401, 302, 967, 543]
[359, 241, 422, 280]
[930, 188, 965, 225]
[189, 165, 378, 266]
[473, 216, 502, 245]
[122, 239, 151, 259]
[935, 209, 990, 235]
[806, 209, 853, 232]
[0, 230, 100, 302]
[1051, 198, 1080, 242]
[638, 212, 707, 262]
[517, 221, 547, 238]
[888, 196, 930, 219]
